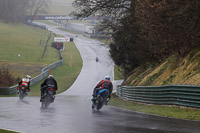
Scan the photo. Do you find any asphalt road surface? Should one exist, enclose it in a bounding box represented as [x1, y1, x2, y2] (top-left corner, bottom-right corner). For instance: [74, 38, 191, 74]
[1, 23, 200, 133]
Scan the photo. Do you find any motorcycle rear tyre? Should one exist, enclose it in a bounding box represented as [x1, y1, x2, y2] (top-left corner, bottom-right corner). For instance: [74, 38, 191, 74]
[19, 90, 24, 101]
[96, 96, 104, 110]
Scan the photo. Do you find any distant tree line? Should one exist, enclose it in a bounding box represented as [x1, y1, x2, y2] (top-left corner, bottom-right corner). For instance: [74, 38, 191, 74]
[0, 0, 49, 22]
[73, 0, 200, 73]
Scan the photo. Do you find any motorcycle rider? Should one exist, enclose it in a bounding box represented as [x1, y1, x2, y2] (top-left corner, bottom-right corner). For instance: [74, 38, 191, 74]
[92, 76, 113, 102]
[40, 75, 58, 102]
[96, 57, 99, 62]
[17, 75, 31, 94]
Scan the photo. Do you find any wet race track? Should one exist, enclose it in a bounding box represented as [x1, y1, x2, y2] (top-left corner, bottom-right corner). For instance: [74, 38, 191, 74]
[1, 23, 200, 133]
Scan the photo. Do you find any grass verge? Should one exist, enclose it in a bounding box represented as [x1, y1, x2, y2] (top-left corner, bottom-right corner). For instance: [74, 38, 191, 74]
[0, 22, 60, 78]
[0, 22, 58, 64]
[114, 65, 124, 80]
[0, 129, 18, 133]
[30, 42, 82, 96]
[109, 93, 200, 121]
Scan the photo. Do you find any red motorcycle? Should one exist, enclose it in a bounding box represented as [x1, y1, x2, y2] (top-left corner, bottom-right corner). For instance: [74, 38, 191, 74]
[18, 85, 28, 101]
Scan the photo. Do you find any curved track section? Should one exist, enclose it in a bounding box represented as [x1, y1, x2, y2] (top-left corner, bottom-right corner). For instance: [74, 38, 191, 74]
[0, 24, 200, 133]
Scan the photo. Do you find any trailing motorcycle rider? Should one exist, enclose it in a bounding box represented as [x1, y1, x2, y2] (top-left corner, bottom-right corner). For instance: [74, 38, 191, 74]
[92, 76, 113, 102]
[40, 75, 58, 102]
[95, 57, 99, 62]
[17, 75, 31, 94]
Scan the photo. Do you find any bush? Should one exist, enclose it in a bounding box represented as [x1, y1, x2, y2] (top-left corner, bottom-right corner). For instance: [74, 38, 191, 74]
[0, 65, 16, 87]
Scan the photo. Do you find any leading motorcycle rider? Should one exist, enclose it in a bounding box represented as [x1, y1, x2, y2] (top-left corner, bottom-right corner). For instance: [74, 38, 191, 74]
[40, 75, 58, 102]
[92, 76, 113, 102]
[17, 75, 31, 94]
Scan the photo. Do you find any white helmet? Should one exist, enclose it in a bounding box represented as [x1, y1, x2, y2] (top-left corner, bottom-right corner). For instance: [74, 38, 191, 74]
[48, 75, 53, 78]
[105, 76, 110, 80]
[26, 75, 31, 79]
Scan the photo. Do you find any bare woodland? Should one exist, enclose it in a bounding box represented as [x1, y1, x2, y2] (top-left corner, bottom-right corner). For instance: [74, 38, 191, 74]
[0, 0, 48, 22]
[73, 0, 200, 73]
[0, 0, 199, 86]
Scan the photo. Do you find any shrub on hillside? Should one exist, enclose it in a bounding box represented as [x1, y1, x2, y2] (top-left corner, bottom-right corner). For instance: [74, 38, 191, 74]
[110, 0, 200, 73]
[0, 65, 16, 87]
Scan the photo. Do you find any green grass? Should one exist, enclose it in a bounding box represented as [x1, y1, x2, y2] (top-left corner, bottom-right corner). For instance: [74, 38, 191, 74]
[109, 94, 200, 120]
[114, 65, 124, 80]
[0, 22, 59, 78]
[0, 129, 18, 133]
[142, 63, 168, 86]
[30, 42, 82, 96]
[162, 74, 176, 85]
[0, 22, 61, 78]
[0, 22, 59, 64]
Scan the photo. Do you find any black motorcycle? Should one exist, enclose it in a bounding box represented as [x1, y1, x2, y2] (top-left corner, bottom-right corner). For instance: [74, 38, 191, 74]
[41, 87, 55, 108]
[18, 85, 27, 101]
[92, 89, 109, 110]
[95, 57, 99, 62]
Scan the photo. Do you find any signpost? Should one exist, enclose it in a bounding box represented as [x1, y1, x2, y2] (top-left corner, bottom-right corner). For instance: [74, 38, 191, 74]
[54, 37, 70, 42]
[52, 36, 73, 60]
[51, 42, 64, 50]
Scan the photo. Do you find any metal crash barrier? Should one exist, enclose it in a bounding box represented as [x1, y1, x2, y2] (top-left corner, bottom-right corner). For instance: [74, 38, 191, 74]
[117, 85, 200, 108]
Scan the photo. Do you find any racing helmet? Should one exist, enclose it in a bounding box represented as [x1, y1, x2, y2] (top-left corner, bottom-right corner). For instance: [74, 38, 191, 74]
[105, 76, 110, 80]
[26, 75, 31, 79]
[48, 75, 53, 78]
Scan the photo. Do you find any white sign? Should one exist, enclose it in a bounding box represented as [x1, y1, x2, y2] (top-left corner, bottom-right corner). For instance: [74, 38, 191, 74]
[45, 16, 73, 20]
[54, 37, 69, 42]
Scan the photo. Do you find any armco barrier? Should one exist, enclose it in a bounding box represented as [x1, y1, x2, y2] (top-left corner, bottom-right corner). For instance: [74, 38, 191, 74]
[0, 60, 63, 95]
[0, 88, 10, 95]
[116, 85, 200, 109]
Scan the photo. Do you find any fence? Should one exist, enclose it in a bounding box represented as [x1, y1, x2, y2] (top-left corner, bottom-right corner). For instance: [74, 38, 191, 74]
[0, 60, 63, 95]
[25, 21, 47, 30]
[117, 85, 200, 109]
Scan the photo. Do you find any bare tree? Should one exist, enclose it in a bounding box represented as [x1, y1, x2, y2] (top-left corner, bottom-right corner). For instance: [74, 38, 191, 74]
[0, 0, 49, 22]
[72, 0, 200, 73]
[72, 0, 131, 29]
[29, 0, 49, 17]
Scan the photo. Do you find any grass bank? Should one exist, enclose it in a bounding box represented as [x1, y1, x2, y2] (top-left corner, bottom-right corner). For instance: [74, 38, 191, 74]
[0, 22, 58, 64]
[0, 22, 59, 78]
[109, 94, 200, 121]
[124, 48, 200, 86]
